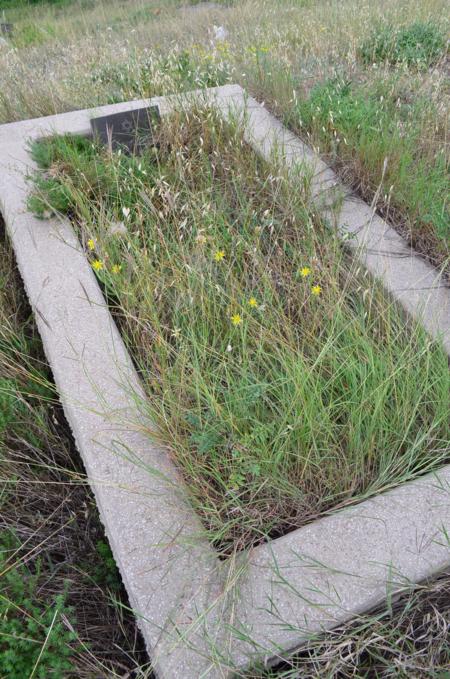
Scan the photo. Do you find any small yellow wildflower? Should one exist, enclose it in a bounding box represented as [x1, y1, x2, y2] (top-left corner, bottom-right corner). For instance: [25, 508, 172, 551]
[112, 264, 122, 274]
[231, 313, 242, 326]
[300, 266, 311, 278]
[214, 250, 225, 262]
[248, 297, 258, 308]
[92, 259, 104, 271]
[311, 285, 322, 296]
[87, 238, 95, 251]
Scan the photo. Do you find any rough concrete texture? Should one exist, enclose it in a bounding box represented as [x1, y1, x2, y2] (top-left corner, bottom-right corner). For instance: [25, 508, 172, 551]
[232, 469, 450, 667]
[0, 84, 449, 678]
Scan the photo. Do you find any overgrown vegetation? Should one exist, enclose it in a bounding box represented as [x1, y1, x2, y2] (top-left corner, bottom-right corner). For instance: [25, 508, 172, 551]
[29, 110, 449, 552]
[290, 76, 450, 265]
[261, 573, 450, 678]
[0, 534, 76, 679]
[0, 229, 149, 677]
[1, 0, 447, 266]
[359, 21, 447, 66]
[1, 0, 450, 674]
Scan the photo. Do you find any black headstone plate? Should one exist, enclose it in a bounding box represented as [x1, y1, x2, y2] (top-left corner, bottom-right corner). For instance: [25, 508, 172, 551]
[90, 105, 160, 154]
[1, 23, 13, 36]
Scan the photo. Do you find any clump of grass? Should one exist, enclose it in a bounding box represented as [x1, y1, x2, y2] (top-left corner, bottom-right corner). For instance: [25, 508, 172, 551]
[11, 22, 58, 48]
[0, 534, 77, 679]
[29, 109, 450, 553]
[89, 47, 234, 105]
[291, 76, 450, 267]
[359, 21, 447, 67]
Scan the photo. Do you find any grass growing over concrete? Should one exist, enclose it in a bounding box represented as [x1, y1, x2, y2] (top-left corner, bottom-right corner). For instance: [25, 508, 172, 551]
[261, 573, 450, 677]
[29, 109, 450, 552]
[1, 216, 449, 674]
[0, 226, 150, 677]
[0, 0, 448, 266]
[1, 0, 450, 673]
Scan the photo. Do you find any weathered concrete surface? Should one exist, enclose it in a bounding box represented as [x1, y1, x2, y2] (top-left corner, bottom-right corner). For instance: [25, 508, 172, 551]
[231, 469, 450, 668]
[0, 84, 449, 678]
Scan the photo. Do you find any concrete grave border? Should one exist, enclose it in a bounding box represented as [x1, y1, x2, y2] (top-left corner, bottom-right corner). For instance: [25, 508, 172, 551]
[0, 84, 449, 678]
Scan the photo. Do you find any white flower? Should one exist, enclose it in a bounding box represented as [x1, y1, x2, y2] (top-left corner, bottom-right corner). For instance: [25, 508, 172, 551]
[122, 207, 131, 219]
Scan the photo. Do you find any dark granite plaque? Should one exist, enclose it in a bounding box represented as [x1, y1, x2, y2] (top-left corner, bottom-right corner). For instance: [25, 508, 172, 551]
[0, 23, 13, 36]
[90, 105, 160, 154]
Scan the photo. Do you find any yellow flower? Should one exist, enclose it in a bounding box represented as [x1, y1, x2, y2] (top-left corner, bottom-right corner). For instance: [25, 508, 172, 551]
[300, 266, 311, 278]
[248, 297, 258, 308]
[231, 313, 242, 326]
[87, 238, 95, 251]
[214, 249, 225, 262]
[92, 259, 104, 271]
[112, 264, 122, 274]
[311, 284, 322, 296]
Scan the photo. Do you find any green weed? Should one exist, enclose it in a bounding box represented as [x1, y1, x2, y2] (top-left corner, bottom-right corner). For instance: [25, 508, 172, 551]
[292, 76, 449, 254]
[0, 534, 77, 679]
[0, 379, 28, 441]
[360, 21, 447, 67]
[91, 540, 122, 591]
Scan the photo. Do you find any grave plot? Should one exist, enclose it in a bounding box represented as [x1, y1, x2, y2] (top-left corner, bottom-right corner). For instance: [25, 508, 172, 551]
[29, 105, 449, 554]
[0, 85, 449, 678]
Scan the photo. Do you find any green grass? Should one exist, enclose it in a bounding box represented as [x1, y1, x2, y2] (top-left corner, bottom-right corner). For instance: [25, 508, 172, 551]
[359, 21, 447, 66]
[289, 75, 450, 263]
[0, 534, 76, 679]
[29, 110, 450, 552]
[0, 230, 149, 677]
[2, 0, 447, 267]
[1, 0, 450, 673]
